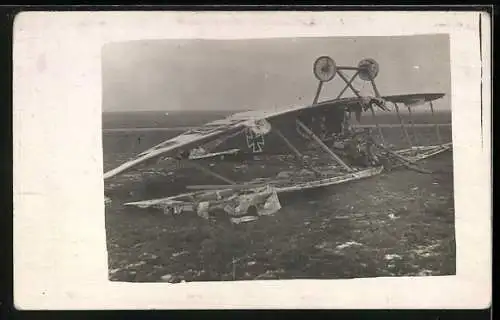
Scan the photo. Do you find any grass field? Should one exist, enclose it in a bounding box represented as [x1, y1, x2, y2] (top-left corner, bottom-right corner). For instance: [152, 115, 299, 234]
[103, 111, 455, 283]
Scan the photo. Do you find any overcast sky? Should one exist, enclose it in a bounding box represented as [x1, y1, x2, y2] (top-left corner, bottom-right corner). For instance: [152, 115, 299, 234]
[102, 34, 451, 112]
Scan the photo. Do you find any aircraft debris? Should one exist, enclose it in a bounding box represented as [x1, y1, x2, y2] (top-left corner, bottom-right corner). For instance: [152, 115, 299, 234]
[139, 252, 158, 260]
[105, 56, 452, 223]
[223, 185, 282, 217]
[196, 201, 210, 219]
[172, 250, 189, 258]
[384, 253, 403, 260]
[388, 213, 399, 220]
[255, 269, 285, 280]
[336, 241, 363, 250]
[109, 260, 147, 276]
[231, 216, 259, 224]
[315, 240, 363, 254]
[417, 269, 434, 276]
[160, 274, 174, 282]
[125, 261, 146, 268]
[109, 268, 121, 275]
[412, 243, 441, 257]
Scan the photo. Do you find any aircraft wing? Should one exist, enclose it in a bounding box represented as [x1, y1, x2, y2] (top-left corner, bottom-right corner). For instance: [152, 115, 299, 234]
[382, 93, 445, 107]
[103, 120, 250, 180]
[103, 93, 445, 180]
[317, 93, 445, 109]
[104, 102, 334, 180]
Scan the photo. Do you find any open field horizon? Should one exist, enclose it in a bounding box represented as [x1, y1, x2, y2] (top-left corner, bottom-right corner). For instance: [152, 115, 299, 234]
[102, 109, 452, 130]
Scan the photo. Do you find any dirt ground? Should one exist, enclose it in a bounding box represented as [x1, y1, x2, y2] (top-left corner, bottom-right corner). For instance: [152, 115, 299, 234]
[104, 126, 455, 283]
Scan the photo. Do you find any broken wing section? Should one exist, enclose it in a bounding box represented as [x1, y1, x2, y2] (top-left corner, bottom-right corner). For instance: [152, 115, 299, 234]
[102, 102, 333, 180]
[103, 121, 248, 180]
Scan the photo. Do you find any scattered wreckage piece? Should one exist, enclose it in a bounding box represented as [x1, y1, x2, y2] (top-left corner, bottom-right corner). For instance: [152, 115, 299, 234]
[123, 166, 384, 222]
[121, 141, 448, 222]
[124, 184, 282, 223]
[104, 56, 453, 223]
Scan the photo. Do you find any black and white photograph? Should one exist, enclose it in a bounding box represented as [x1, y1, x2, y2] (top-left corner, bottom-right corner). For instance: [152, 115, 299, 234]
[102, 35, 456, 283]
[13, 11, 491, 309]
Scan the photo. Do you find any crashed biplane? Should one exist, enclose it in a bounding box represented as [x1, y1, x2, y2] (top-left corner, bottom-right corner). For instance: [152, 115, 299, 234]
[104, 56, 452, 223]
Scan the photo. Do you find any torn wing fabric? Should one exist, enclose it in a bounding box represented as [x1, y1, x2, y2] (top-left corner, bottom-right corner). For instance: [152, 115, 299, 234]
[197, 201, 210, 219]
[259, 190, 282, 216]
[157, 200, 190, 214]
[224, 186, 282, 217]
[189, 147, 207, 159]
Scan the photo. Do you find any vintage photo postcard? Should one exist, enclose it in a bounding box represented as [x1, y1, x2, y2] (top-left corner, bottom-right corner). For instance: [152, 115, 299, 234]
[13, 11, 491, 309]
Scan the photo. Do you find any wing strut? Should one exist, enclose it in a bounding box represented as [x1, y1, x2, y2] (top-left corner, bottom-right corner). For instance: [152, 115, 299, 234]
[296, 119, 354, 172]
[406, 103, 420, 146]
[273, 127, 323, 176]
[273, 128, 303, 158]
[372, 141, 433, 174]
[336, 69, 387, 145]
[394, 102, 413, 148]
[185, 161, 236, 185]
[335, 70, 360, 99]
[370, 79, 381, 98]
[429, 100, 442, 144]
[312, 81, 324, 105]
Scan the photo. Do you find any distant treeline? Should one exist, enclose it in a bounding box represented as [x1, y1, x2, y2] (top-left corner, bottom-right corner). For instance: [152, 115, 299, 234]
[103, 109, 452, 129]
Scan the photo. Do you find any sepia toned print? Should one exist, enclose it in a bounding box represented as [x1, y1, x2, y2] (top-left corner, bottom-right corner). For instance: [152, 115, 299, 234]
[102, 35, 455, 283]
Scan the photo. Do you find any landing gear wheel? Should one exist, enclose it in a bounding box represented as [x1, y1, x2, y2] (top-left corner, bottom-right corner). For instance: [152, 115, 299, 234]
[358, 58, 379, 81]
[313, 56, 337, 82]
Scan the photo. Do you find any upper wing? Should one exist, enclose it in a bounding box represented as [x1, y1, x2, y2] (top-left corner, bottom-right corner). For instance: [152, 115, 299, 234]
[382, 93, 445, 107]
[317, 93, 445, 110]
